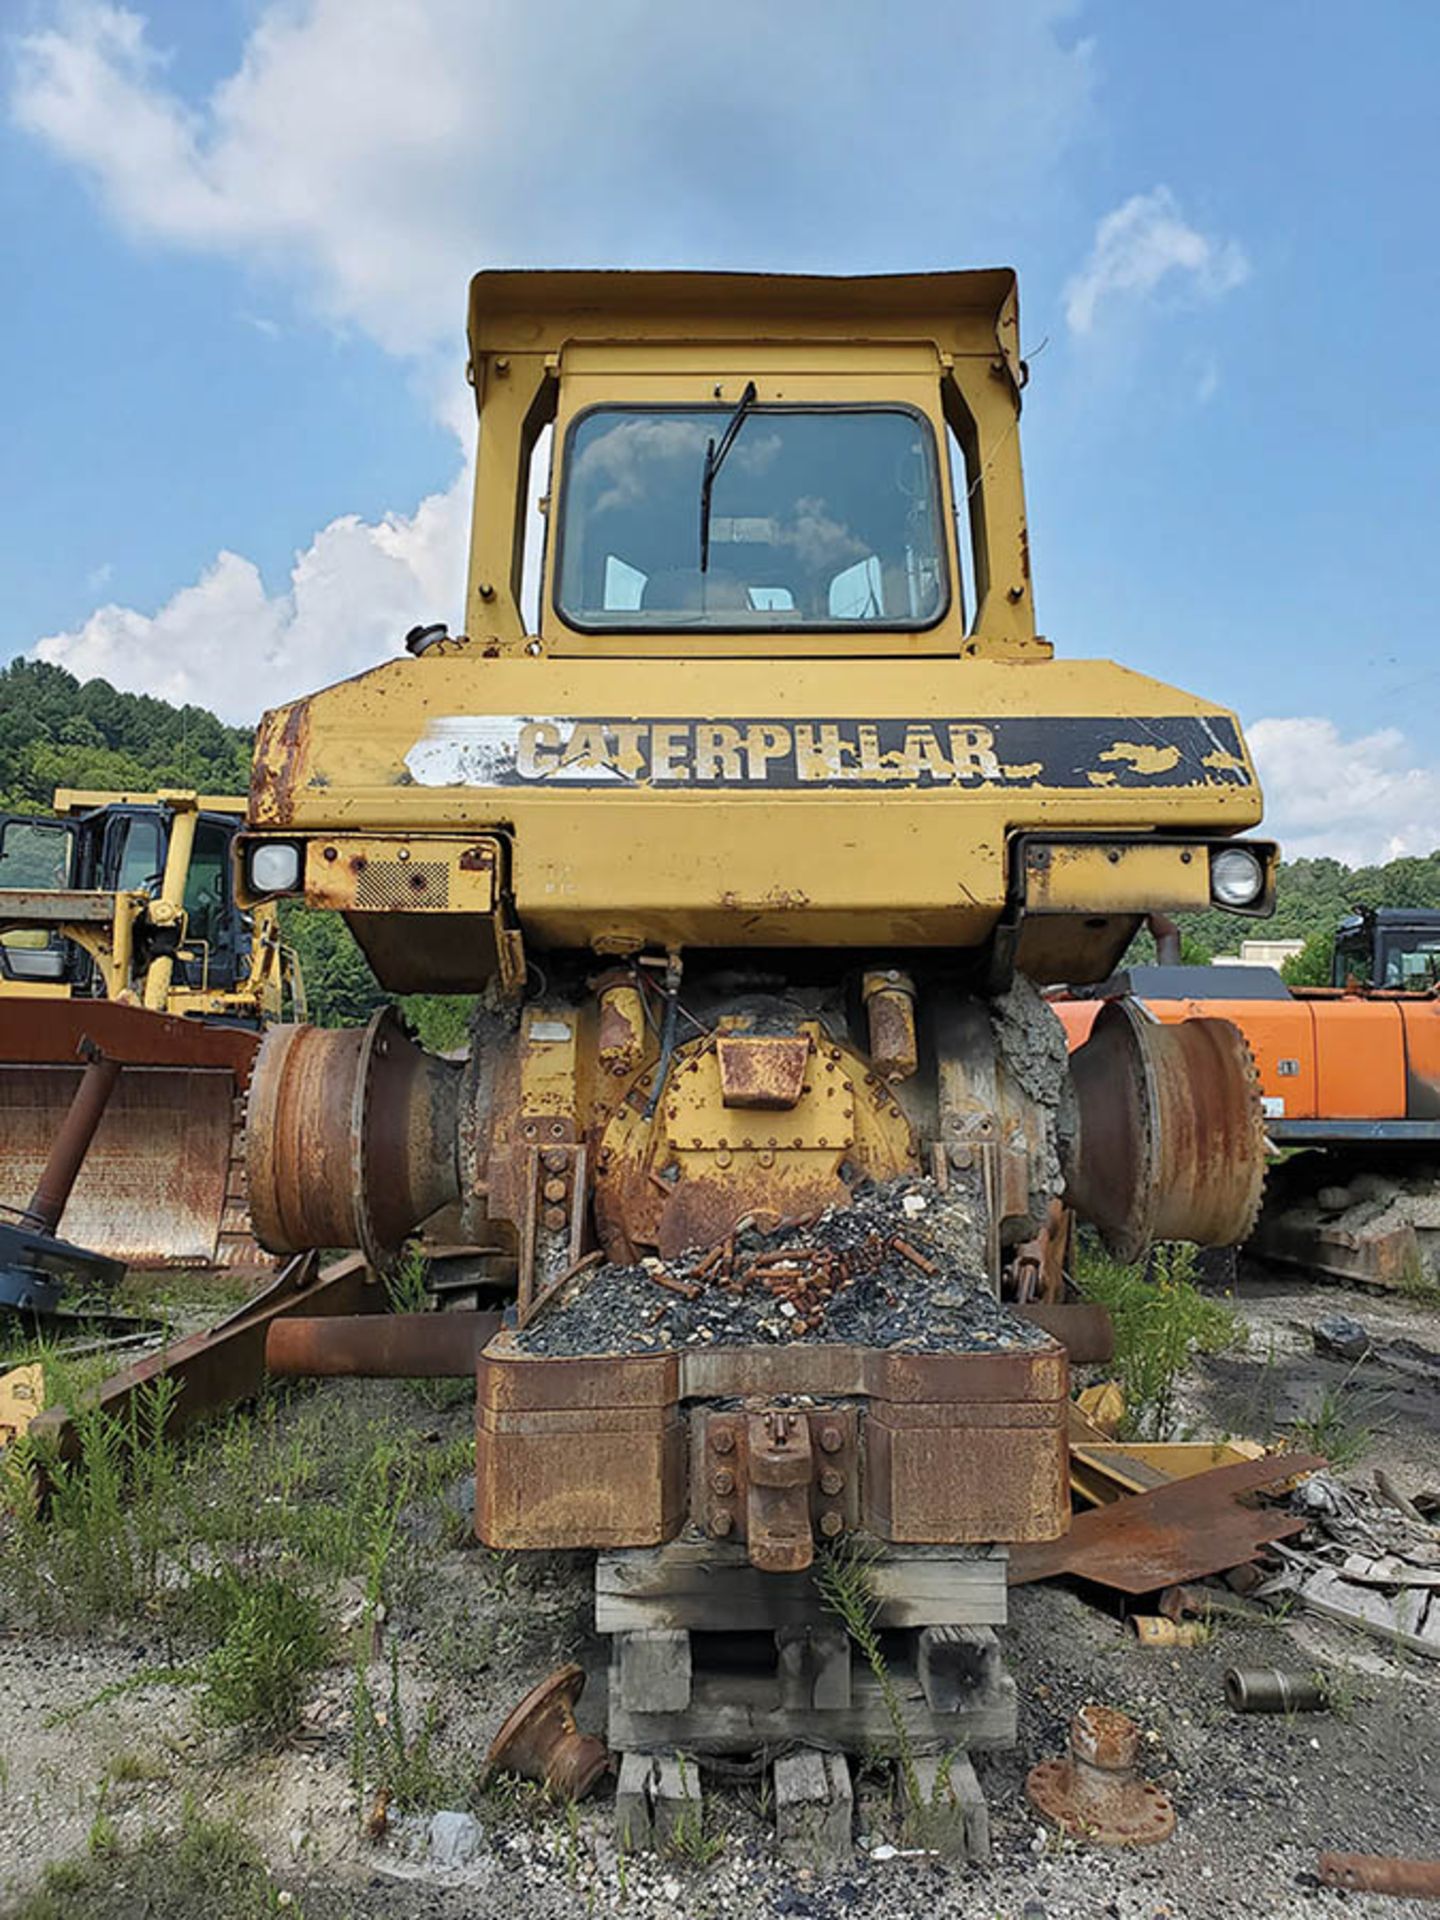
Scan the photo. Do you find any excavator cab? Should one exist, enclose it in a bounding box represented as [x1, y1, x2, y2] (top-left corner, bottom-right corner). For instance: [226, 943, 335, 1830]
[1333, 908, 1440, 991]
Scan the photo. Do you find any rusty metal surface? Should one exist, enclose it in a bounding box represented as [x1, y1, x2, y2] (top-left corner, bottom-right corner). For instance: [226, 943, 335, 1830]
[1014, 1300, 1114, 1364]
[246, 1007, 462, 1265]
[695, 1405, 858, 1565]
[21, 1048, 121, 1234]
[265, 1309, 500, 1377]
[1026, 1706, 1175, 1846]
[1318, 1854, 1440, 1898]
[715, 1032, 810, 1109]
[1066, 999, 1267, 1260]
[29, 1254, 381, 1464]
[0, 999, 259, 1267]
[485, 1664, 610, 1802]
[1007, 1451, 1325, 1592]
[862, 972, 918, 1080]
[476, 1330, 1066, 1552]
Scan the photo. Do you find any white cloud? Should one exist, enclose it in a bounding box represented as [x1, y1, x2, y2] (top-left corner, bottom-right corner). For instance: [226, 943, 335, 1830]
[13, 0, 1096, 360]
[33, 471, 471, 721]
[1064, 186, 1248, 337]
[1250, 717, 1440, 867]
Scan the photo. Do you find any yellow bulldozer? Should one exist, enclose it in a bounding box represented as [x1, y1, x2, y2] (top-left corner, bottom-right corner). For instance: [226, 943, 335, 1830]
[230, 270, 1279, 1816]
[0, 790, 300, 1289]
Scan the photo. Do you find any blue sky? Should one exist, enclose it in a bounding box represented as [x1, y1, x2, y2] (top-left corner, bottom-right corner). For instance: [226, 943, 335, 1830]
[2, 0, 1438, 861]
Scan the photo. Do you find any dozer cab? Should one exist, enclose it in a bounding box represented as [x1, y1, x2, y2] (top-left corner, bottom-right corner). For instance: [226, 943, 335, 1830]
[234, 270, 1279, 1809]
[0, 791, 300, 1276]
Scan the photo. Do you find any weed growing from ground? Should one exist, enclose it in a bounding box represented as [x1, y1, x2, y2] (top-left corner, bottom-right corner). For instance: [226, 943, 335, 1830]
[1074, 1239, 1243, 1439]
[10, 1800, 293, 1920]
[815, 1536, 924, 1828]
[195, 1572, 331, 1741]
[1288, 1372, 1382, 1468]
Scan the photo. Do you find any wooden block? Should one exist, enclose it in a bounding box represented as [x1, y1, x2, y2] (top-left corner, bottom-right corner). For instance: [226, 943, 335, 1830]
[614, 1751, 702, 1852]
[616, 1630, 692, 1713]
[775, 1749, 853, 1867]
[776, 1627, 852, 1710]
[609, 1663, 1017, 1757]
[917, 1625, 1002, 1712]
[908, 1752, 991, 1864]
[596, 1538, 1008, 1633]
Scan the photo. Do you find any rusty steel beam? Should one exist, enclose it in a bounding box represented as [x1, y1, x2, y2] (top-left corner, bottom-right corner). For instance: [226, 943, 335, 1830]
[29, 1253, 382, 1465]
[265, 1309, 500, 1378]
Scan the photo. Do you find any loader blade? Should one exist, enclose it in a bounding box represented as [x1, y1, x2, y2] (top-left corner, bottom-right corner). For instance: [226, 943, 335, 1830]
[0, 1001, 260, 1269]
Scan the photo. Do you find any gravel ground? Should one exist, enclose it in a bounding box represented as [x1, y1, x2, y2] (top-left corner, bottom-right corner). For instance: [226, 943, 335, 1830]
[1, 1264, 1438, 1919]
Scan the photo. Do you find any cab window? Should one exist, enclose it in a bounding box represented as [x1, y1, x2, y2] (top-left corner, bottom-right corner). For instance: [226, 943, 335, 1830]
[556, 406, 948, 631]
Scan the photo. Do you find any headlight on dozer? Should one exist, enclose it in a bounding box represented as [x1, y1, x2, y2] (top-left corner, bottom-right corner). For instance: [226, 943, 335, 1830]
[1209, 845, 1265, 908]
[246, 841, 303, 897]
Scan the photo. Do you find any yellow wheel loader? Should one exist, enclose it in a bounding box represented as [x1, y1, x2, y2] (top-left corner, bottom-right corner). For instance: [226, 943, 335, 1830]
[232, 270, 1279, 1807]
[0, 790, 301, 1282]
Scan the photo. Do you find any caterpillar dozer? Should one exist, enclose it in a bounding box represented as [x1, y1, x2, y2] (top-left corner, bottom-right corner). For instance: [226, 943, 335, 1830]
[234, 270, 1279, 1815]
[0, 791, 299, 1283]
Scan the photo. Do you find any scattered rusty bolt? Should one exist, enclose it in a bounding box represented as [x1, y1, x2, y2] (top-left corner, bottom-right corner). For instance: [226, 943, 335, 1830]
[1319, 1854, 1440, 1898]
[543, 1177, 568, 1203]
[819, 1511, 844, 1538]
[710, 1509, 734, 1537]
[542, 1206, 567, 1232]
[711, 1426, 735, 1454]
[819, 1467, 845, 1496]
[818, 1425, 843, 1454]
[711, 1468, 735, 1496]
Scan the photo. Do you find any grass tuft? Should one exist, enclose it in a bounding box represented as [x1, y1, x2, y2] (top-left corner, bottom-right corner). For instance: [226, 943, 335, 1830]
[1074, 1239, 1243, 1439]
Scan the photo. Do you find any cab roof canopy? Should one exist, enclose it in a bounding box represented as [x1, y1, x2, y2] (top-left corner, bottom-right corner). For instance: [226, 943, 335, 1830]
[467, 267, 1022, 382]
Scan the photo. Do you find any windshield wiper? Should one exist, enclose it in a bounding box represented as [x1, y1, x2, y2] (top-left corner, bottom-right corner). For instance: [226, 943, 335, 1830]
[699, 380, 757, 573]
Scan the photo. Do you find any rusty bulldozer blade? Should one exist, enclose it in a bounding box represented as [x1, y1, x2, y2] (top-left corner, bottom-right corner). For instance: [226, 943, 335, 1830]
[1066, 998, 1267, 1261]
[246, 1006, 463, 1270]
[1027, 1704, 1175, 1846]
[0, 999, 260, 1269]
[485, 1663, 610, 1802]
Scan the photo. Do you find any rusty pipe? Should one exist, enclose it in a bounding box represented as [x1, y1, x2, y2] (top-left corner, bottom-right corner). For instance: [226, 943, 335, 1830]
[264, 1310, 500, 1378]
[1319, 1854, 1440, 1899]
[21, 1044, 122, 1235]
[1147, 912, 1182, 967]
[1225, 1667, 1328, 1714]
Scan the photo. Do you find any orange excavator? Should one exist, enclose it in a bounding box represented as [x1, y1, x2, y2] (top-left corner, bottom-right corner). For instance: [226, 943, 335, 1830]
[1053, 909, 1440, 1290]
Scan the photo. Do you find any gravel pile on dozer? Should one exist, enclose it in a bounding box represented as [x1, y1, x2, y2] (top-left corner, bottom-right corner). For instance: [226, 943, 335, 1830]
[517, 1175, 1049, 1358]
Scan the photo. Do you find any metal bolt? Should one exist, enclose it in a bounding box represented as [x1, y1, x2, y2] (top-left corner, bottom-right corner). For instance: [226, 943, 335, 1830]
[323, 846, 338, 862]
[710, 1427, 735, 1454]
[542, 1206, 567, 1232]
[818, 1425, 843, 1454]
[710, 1509, 734, 1537]
[711, 1468, 735, 1496]
[478, 581, 496, 601]
[542, 1148, 568, 1173]
[819, 1511, 844, 1538]
[543, 1177, 567, 1203]
[820, 1466, 845, 1496]
[949, 1144, 973, 1171]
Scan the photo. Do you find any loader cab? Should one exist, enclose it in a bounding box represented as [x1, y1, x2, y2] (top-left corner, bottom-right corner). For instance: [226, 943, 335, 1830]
[465, 270, 1046, 664]
[0, 801, 253, 995]
[1334, 908, 1440, 991]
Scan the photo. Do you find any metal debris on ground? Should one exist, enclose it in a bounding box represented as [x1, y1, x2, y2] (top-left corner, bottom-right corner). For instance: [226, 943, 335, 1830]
[517, 1177, 1048, 1357]
[1313, 1311, 1440, 1382]
[1223, 1667, 1329, 1714]
[1008, 1451, 1323, 1592]
[1257, 1470, 1440, 1661]
[484, 1663, 611, 1802]
[1025, 1704, 1176, 1847]
[1318, 1853, 1440, 1899]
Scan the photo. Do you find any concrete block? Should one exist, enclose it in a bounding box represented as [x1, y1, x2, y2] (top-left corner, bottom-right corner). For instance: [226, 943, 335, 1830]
[614, 1751, 702, 1852]
[774, 1747, 853, 1866]
[616, 1629, 692, 1712]
[908, 1751, 990, 1864]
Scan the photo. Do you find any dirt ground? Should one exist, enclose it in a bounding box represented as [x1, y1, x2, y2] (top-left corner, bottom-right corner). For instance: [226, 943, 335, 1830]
[1, 1261, 1438, 1920]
